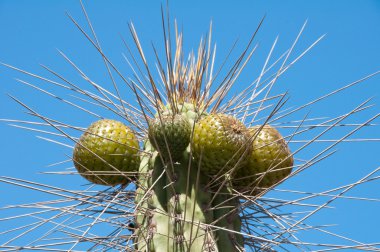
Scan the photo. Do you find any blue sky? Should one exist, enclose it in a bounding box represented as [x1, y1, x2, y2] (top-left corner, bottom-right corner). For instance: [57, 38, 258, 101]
[1, 1, 380, 251]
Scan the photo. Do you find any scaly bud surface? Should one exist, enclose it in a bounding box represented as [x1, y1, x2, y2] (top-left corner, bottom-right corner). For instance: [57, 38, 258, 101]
[73, 119, 140, 186]
[233, 125, 293, 194]
[148, 113, 191, 161]
[191, 114, 251, 176]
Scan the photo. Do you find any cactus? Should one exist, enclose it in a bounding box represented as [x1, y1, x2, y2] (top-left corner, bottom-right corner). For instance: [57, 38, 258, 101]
[135, 106, 244, 251]
[1, 2, 380, 252]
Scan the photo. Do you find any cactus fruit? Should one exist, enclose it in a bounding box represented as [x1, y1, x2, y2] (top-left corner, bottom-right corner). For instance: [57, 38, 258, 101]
[233, 125, 293, 194]
[73, 119, 140, 186]
[148, 113, 191, 161]
[191, 113, 251, 176]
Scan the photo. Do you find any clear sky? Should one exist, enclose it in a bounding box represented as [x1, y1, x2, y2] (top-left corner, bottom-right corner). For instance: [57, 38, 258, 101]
[1, 1, 380, 251]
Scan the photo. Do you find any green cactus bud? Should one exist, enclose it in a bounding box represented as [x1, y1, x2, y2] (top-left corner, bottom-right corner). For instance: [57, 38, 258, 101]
[73, 119, 140, 186]
[233, 125, 293, 194]
[148, 114, 191, 161]
[191, 113, 251, 176]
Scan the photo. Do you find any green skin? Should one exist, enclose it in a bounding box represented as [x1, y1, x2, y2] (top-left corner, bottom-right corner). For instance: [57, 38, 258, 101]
[134, 103, 243, 252]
